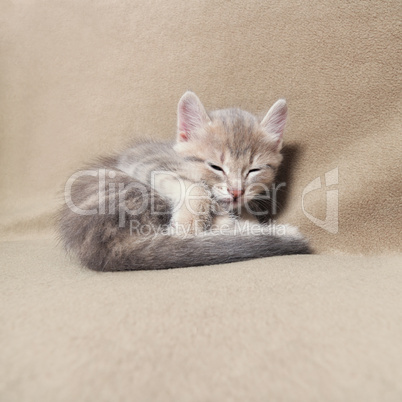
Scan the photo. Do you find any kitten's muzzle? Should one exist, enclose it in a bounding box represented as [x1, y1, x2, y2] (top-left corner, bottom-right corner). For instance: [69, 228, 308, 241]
[229, 188, 245, 200]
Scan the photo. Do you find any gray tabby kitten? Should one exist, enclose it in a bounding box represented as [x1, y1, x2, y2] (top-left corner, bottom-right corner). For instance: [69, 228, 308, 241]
[59, 91, 310, 271]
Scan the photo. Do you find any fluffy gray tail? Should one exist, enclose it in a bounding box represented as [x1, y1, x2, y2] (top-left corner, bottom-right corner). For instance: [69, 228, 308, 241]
[58, 165, 311, 271]
[80, 233, 311, 271]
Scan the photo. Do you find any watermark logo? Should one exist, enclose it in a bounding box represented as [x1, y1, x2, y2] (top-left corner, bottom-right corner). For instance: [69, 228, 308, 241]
[129, 218, 291, 239]
[302, 168, 338, 234]
[64, 167, 339, 234]
[64, 168, 285, 226]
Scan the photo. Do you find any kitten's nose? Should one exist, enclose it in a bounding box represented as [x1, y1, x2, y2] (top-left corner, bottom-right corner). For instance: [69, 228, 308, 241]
[229, 188, 245, 199]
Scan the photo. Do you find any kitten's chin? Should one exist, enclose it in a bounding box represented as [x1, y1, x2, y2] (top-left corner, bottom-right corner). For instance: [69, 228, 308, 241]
[218, 197, 244, 210]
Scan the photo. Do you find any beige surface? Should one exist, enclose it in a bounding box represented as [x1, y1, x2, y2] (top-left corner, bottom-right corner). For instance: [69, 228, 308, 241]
[0, 0, 401, 252]
[1, 1, 402, 401]
[1, 240, 402, 402]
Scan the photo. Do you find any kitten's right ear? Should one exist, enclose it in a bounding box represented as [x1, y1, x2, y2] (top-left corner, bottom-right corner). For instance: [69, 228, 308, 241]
[261, 99, 288, 150]
[177, 91, 211, 142]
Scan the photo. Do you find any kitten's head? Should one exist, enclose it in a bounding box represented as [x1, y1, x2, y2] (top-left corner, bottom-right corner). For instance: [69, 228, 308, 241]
[174, 91, 287, 212]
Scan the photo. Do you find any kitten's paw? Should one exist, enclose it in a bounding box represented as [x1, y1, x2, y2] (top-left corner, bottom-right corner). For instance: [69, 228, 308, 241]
[211, 214, 237, 230]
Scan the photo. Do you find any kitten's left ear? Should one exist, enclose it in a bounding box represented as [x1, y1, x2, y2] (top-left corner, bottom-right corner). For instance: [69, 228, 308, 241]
[261, 99, 288, 150]
[177, 91, 211, 142]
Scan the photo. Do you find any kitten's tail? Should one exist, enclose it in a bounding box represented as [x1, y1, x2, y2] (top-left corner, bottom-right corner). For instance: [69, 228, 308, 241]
[59, 163, 310, 271]
[75, 231, 311, 272]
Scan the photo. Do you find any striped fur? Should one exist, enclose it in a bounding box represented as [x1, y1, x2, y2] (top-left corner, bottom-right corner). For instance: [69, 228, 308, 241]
[59, 92, 310, 271]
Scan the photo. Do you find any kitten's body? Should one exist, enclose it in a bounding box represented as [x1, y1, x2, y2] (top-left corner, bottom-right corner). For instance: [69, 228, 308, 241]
[59, 92, 310, 271]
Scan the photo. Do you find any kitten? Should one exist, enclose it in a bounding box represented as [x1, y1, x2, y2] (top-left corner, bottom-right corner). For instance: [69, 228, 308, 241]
[59, 91, 310, 271]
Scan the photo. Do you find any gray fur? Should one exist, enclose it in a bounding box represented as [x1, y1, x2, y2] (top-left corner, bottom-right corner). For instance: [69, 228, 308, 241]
[58, 93, 311, 271]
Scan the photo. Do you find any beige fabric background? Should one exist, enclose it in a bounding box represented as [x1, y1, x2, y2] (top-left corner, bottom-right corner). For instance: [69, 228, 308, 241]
[0, 1, 401, 401]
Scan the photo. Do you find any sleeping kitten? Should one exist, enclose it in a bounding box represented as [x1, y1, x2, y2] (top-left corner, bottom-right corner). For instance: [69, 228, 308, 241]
[59, 91, 310, 271]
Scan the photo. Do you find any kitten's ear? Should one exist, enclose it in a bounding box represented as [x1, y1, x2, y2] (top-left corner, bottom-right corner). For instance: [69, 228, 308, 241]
[177, 91, 211, 142]
[261, 99, 288, 150]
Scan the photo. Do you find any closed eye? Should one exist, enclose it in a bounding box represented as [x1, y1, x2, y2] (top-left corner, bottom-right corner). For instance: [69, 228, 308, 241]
[248, 165, 273, 175]
[207, 163, 224, 173]
[248, 168, 261, 174]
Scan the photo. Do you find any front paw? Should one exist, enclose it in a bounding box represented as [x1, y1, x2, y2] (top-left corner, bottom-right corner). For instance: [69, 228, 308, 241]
[211, 214, 237, 230]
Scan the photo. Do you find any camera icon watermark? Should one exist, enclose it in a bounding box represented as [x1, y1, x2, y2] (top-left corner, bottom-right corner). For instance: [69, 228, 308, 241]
[302, 167, 339, 234]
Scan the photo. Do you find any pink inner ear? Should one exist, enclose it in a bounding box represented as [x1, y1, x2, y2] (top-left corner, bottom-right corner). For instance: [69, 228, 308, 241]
[261, 99, 288, 143]
[179, 131, 188, 142]
[177, 91, 210, 141]
[268, 112, 286, 137]
[178, 103, 189, 133]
